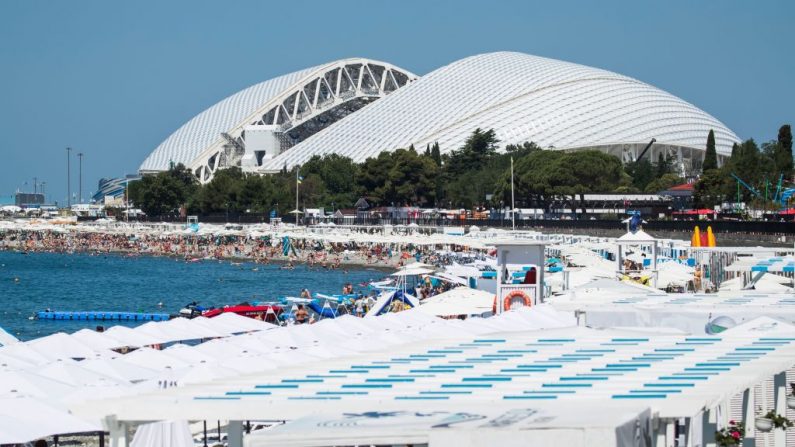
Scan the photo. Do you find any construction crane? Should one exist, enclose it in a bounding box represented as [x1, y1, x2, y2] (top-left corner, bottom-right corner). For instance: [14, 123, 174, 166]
[635, 138, 657, 162]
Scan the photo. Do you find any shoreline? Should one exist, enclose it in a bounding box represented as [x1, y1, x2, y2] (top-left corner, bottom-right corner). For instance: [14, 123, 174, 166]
[0, 246, 401, 271]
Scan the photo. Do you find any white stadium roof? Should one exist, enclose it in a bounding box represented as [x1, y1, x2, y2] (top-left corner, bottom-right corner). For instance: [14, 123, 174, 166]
[268, 52, 740, 169]
[141, 52, 740, 179]
[140, 63, 323, 172]
[140, 58, 417, 174]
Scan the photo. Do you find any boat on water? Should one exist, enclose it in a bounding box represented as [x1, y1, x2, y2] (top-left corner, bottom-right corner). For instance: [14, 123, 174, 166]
[180, 302, 283, 322]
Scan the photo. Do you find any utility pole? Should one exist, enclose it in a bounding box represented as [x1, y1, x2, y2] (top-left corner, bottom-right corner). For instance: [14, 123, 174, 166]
[41, 182, 46, 203]
[33, 177, 37, 194]
[66, 147, 72, 208]
[77, 152, 84, 204]
[511, 156, 516, 231]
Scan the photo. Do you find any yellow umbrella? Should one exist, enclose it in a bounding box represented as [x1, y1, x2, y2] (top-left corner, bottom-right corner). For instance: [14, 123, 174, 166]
[691, 226, 701, 247]
[707, 226, 716, 247]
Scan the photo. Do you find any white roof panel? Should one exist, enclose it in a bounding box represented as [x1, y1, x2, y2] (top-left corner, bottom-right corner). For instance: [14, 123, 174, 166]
[268, 52, 740, 169]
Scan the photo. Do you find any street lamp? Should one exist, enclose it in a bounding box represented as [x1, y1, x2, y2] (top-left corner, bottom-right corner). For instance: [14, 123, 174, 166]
[77, 152, 83, 204]
[66, 147, 72, 208]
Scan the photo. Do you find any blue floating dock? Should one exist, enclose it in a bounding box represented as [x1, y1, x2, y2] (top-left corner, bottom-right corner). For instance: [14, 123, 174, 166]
[36, 311, 170, 321]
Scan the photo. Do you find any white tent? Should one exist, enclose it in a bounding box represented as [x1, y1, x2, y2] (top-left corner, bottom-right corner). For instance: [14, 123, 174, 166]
[0, 341, 54, 365]
[27, 332, 110, 361]
[0, 325, 17, 347]
[0, 397, 100, 444]
[71, 328, 129, 351]
[0, 369, 75, 398]
[208, 312, 276, 332]
[103, 326, 161, 348]
[133, 321, 201, 344]
[35, 360, 127, 387]
[130, 420, 193, 447]
[117, 347, 190, 371]
[415, 287, 494, 316]
[248, 404, 652, 447]
[164, 316, 228, 339]
[79, 358, 159, 383]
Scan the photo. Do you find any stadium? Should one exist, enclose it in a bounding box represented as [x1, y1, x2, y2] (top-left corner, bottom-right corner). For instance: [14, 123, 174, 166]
[140, 52, 741, 183]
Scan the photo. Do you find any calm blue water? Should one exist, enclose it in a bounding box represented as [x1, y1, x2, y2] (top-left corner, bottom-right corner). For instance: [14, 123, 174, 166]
[0, 251, 382, 341]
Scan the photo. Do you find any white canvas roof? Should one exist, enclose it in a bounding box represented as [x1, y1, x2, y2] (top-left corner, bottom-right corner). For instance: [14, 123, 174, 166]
[415, 287, 495, 316]
[247, 404, 651, 447]
[68, 317, 795, 425]
[0, 396, 100, 444]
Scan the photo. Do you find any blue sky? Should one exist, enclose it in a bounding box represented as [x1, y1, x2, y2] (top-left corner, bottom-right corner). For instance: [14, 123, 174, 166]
[0, 0, 792, 203]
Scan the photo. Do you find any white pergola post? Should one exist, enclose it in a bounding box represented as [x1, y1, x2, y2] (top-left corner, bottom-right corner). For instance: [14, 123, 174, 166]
[742, 387, 757, 442]
[774, 372, 787, 447]
[698, 408, 717, 447]
[228, 420, 244, 447]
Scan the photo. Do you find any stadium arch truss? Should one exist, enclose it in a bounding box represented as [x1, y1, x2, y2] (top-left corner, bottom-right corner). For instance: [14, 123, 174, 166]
[140, 58, 416, 183]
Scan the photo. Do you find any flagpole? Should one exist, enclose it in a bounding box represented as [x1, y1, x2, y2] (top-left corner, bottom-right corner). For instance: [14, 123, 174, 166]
[511, 156, 515, 231]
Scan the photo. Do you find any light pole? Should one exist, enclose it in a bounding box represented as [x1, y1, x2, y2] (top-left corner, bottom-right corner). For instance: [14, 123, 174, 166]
[77, 152, 83, 204]
[66, 147, 72, 208]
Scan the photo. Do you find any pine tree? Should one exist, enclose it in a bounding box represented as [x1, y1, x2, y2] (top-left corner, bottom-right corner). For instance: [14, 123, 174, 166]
[431, 142, 442, 167]
[408, 144, 416, 153]
[702, 129, 718, 172]
[424, 144, 431, 157]
[775, 124, 793, 178]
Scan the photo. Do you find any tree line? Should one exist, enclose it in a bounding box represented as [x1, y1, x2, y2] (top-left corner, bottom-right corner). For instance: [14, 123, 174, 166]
[128, 125, 793, 218]
[693, 125, 793, 209]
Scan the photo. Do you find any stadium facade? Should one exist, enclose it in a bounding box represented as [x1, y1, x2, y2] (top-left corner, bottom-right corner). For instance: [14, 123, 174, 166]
[141, 52, 740, 183]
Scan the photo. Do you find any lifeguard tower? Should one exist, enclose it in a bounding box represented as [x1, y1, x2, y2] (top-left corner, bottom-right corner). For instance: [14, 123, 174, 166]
[494, 240, 546, 314]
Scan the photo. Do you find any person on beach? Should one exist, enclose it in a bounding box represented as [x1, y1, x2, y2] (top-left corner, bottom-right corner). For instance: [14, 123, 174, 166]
[295, 304, 309, 324]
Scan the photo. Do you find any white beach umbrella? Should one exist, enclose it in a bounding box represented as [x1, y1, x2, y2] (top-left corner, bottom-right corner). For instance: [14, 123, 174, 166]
[208, 312, 277, 332]
[162, 344, 218, 365]
[163, 317, 228, 339]
[117, 347, 190, 371]
[0, 396, 101, 444]
[0, 369, 76, 398]
[133, 321, 198, 344]
[103, 325, 161, 347]
[71, 328, 129, 351]
[79, 358, 158, 383]
[0, 342, 52, 366]
[0, 352, 34, 370]
[35, 360, 126, 387]
[27, 332, 107, 361]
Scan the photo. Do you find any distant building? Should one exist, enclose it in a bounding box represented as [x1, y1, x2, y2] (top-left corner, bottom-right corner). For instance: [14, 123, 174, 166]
[92, 175, 139, 204]
[658, 183, 695, 211]
[15, 192, 44, 208]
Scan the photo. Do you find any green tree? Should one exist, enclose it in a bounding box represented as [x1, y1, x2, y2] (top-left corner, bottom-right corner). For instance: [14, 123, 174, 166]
[694, 169, 730, 208]
[625, 159, 655, 191]
[703, 129, 718, 172]
[127, 163, 198, 216]
[430, 142, 442, 167]
[358, 149, 438, 206]
[775, 124, 793, 178]
[300, 154, 360, 208]
[501, 150, 624, 216]
[195, 167, 245, 213]
[644, 173, 684, 193]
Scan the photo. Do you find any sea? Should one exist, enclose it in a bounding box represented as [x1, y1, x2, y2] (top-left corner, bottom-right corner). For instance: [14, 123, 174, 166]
[0, 251, 381, 341]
